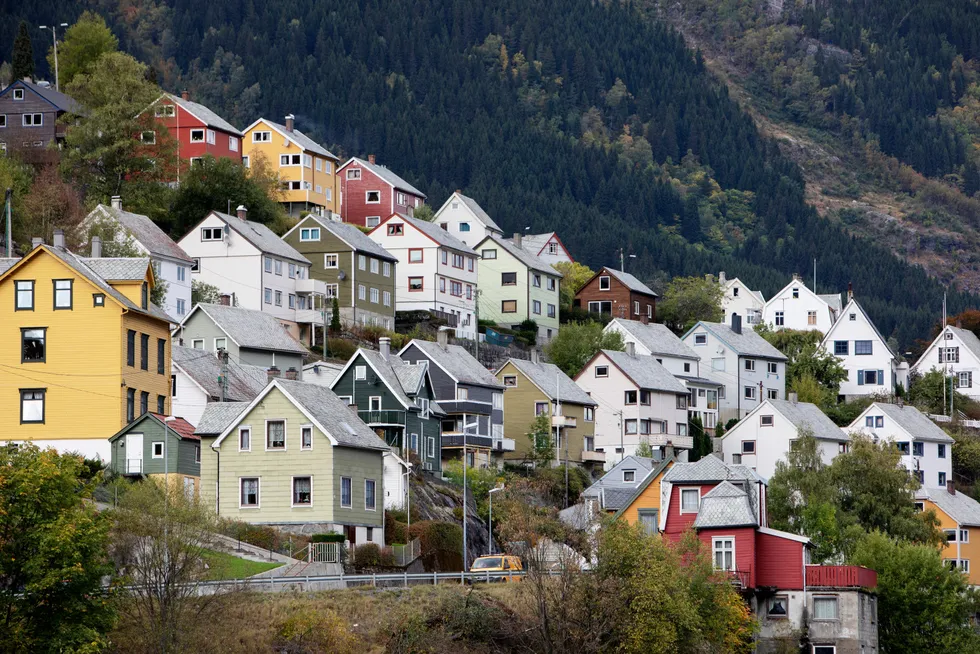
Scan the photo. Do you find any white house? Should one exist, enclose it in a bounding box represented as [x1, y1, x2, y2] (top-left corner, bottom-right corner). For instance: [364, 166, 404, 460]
[761, 275, 840, 332]
[604, 318, 722, 429]
[383, 451, 410, 511]
[574, 346, 692, 468]
[475, 233, 562, 343]
[79, 199, 193, 321]
[433, 191, 503, 247]
[911, 326, 980, 402]
[718, 397, 849, 479]
[368, 213, 479, 339]
[511, 232, 574, 266]
[848, 402, 954, 490]
[170, 345, 268, 426]
[682, 315, 788, 422]
[821, 294, 907, 399]
[718, 271, 765, 327]
[178, 207, 325, 343]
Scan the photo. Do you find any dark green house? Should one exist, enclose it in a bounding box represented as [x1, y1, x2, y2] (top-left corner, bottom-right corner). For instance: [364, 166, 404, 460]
[108, 413, 202, 494]
[331, 338, 444, 473]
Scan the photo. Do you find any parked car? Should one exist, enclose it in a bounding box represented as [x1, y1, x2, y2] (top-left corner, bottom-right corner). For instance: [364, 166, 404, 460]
[469, 555, 523, 582]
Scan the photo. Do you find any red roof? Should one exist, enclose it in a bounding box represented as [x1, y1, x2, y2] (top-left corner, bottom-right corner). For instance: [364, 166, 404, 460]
[150, 414, 199, 441]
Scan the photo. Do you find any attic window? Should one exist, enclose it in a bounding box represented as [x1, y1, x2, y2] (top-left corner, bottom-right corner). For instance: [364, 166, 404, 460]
[154, 104, 175, 117]
[946, 331, 954, 339]
[387, 223, 404, 236]
[595, 365, 608, 378]
[355, 365, 367, 380]
[347, 169, 361, 180]
[502, 375, 517, 387]
[482, 249, 497, 260]
[760, 415, 774, 427]
[694, 334, 707, 345]
[850, 313, 856, 321]
[12, 89, 24, 100]
[599, 276, 611, 291]
[201, 227, 222, 241]
[792, 287, 799, 298]
[93, 293, 105, 307]
[733, 287, 739, 297]
[623, 470, 635, 482]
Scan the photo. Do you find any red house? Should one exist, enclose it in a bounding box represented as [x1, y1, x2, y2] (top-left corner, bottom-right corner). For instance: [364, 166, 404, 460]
[573, 266, 658, 323]
[140, 92, 243, 173]
[338, 155, 426, 228]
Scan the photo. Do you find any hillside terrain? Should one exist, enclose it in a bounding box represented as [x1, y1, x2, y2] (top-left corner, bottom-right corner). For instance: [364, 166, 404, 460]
[3, 0, 979, 347]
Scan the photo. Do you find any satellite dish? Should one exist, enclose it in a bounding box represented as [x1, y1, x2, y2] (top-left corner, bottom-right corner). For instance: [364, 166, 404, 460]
[338, 270, 347, 281]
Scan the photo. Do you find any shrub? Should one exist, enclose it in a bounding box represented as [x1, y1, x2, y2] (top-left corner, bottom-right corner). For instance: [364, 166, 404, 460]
[410, 520, 463, 571]
[354, 543, 382, 567]
[535, 465, 591, 506]
[439, 590, 506, 643]
[325, 337, 357, 361]
[275, 605, 360, 654]
[310, 533, 345, 544]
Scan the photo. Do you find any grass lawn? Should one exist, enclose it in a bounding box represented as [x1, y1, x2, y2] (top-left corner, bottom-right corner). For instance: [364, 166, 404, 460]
[201, 549, 283, 580]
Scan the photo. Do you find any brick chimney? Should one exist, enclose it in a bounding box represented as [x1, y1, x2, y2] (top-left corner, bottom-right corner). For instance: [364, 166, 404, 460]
[236, 205, 247, 220]
[285, 114, 294, 132]
[513, 232, 522, 248]
[91, 235, 102, 258]
[284, 367, 299, 381]
[379, 336, 391, 361]
[731, 313, 742, 335]
[948, 480, 956, 495]
[219, 294, 231, 306]
[181, 90, 190, 101]
[664, 442, 675, 462]
[111, 196, 122, 210]
[847, 282, 854, 302]
[368, 154, 376, 165]
[266, 366, 281, 383]
[52, 229, 64, 249]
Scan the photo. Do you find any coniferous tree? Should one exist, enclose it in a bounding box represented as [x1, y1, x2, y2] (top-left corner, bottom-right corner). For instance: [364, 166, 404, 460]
[11, 21, 34, 82]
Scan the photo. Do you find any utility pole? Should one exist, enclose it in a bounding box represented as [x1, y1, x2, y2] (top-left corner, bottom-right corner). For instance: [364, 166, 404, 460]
[39, 23, 68, 91]
[474, 289, 480, 362]
[4, 189, 12, 258]
[219, 349, 229, 402]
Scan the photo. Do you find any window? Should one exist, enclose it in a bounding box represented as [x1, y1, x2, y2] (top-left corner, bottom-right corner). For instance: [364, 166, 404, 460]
[288, 263, 296, 278]
[140, 391, 148, 415]
[459, 222, 470, 232]
[962, 530, 970, 543]
[406, 275, 425, 292]
[457, 388, 469, 400]
[126, 388, 135, 422]
[694, 333, 707, 345]
[21, 328, 45, 363]
[896, 441, 910, 455]
[239, 427, 251, 451]
[742, 441, 756, 454]
[365, 190, 381, 203]
[634, 300, 640, 315]
[408, 249, 423, 263]
[712, 537, 735, 571]
[383, 262, 391, 277]
[622, 470, 636, 483]
[275, 290, 282, 306]
[760, 415, 774, 427]
[12, 89, 24, 100]
[875, 415, 884, 428]
[177, 266, 186, 282]
[915, 470, 925, 484]
[532, 300, 541, 315]
[300, 227, 320, 241]
[365, 479, 377, 511]
[325, 284, 339, 298]
[202, 227, 223, 242]
[152, 442, 164, 459]
[939, 443, 947, 459]
[266, 420, 286, 450]
[501, 300, 517, 313]
[939, 471, 947, 485]
[588, 300, 611, 314]
[346, 168, 361, 180]
[855, 340, 873, 355]
[191, 338, 204, 350]
[20, 389, 44, 424]
[834, 341, 848, 356]
[639, 390, 651, 405]
[264, 288, 272, 304]
[501, 272, 517, 286]
[140, 130, 156, 144]
[22, 113, 43, 127]
[482, 248, 497, 260]
[913, 442, 924, 456]
[323, 253, 339, 269]
[768, 388, 778, 399]
[206, 129, 216, 144]
[744, 359, 755, 372]
[190, 129, 205, 142]
[127, 330, 136, 366]
[383, 291, 391, 306]
[229, 136, 238, 151]
[357, 285, 366, 301]
[288, 294, 295, 309]
[14, 280, 33, 310]
[861, 370, 880, 385]
[624, 419, 637, 434]
[157, 395, 166, 413]
[958, 372, 973, 389]
[599, 276, 611, 290]
[940, 346, 961, 363]
[240, 478, 259, 507]
[680, 488, 700, 513]
[744, 386, 756, 400]
[140, 333, 149, 370]
[341, 477, 352, 508]
[547, 277, 556, 291]
[624, 390, 638, 405]
[792, 287, 799, 299]
[531, 274, 542, 288]
[275, 259, 283, 276]
[945, 528, 958, 543]
[767, 596, 788, 618]
[637, 509, 658, 535]
[811, 597, 838, 620]
[357, 254, 367, 271]
[292, 477, 312, 506]
[503, 375, 517, 387]
[355, 365, 367, 380]
[547, 304, 556, 318]
[452, 253, 464, 268]
[94, 293, 105, 307]
[370, 258, 379, 274]
[595, 365, 608, 378]
[585, 407, 595, 421]
[775, 311, 784, 326]
[807, 310, 817, 325]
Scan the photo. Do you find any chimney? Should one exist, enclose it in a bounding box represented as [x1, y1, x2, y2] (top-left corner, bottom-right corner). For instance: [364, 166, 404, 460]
[792, 273, 801, 282]
[789, 391, 798, 404]
[236, 205, 247, 220]
[219, 294, 231, 306]
[285, 114, 294, 132]
[626, 341, 635, 358]
[284, 367, 299, 381]
[180, 90, 190, 101]
[368, 154, 376, 165]
[379, 336, 391, 361]
[52, 229, 64, 249]
[705, 274, 712, 283]
[847, 282, 853, 302]
[531, 349, 540, 364]
[31, 237, 43, 250]
[111, 195, 122, 210]
[267, 366, 281, 383]
[731, 313, 742, 335]
[437, 328, 449, 349]
[91, 235, 102, 258]
[513, 232, 522, 249]
[719, 271, 726, 284]
[664, 442, 675, 462]
[948, 480, 956, 495]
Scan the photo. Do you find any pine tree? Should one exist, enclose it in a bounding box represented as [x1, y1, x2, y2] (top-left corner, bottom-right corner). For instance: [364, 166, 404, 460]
[11, 21, 35, 83]
[330, 297, 341, 333]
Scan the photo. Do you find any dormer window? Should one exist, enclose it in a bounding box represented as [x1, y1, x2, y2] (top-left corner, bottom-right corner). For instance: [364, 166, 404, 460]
[623, 470, 635, 482]
[141, 282, 148, 310]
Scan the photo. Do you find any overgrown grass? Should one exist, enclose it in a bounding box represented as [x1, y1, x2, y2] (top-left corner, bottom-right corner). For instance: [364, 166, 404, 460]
[201, 549, 282, 580]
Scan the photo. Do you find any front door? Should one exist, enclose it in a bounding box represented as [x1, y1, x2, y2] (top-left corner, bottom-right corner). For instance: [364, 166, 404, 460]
[125, 433, 144, 474]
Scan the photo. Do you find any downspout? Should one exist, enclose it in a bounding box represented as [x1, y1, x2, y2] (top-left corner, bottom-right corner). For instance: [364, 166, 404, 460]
[351, 252, 357, 325]
[213, 445, 220, 516]
[737, 355, 742, 417]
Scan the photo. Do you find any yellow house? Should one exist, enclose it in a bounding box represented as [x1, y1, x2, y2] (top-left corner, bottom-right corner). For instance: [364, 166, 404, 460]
[916, 487, 980, 585]
[0, 235, 173, 461]
[613, 458, 674, 533]
[242, 115, 340, 218]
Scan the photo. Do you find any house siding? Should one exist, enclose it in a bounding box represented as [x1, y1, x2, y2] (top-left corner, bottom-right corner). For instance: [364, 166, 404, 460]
[923, 500, 980, 586]
[332, 446, 384, 528]
[697, 527, 757, 588]
[574, 269, 656, 323]
[618, 469, 669, 526]
[339, 160, 423, 227]
[756, 531, 805, 589]
[148, 97, 241, 168]
[120, 310, 173, 425]
[110, 416, 199, 478]
[0, 82, 65, 159]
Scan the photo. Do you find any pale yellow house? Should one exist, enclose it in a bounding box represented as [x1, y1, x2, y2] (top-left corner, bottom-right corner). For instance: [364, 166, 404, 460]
[242, 115, 340, 218]
[196, 378, 388, 546]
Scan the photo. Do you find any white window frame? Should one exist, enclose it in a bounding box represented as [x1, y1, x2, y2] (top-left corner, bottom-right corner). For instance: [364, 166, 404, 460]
[291, 475, 313, 507]
[679, 487, 700, 514]
[595, 365, 609, 378]
[239, 427, 251, 452]
[265, 419, 287, 451]
[22, 113, 43, 127]
[300, 424, 313, 450]
[694, 333, 707, 345]
[382, 261, 391, 277]
[252, 131, 271, 142]
[206, 129, 216, 144]
[365, 190, 381, 204]
[12, 89, 24, 101]
[239, 477, 260, 508]
[598, 276, 611, 291]
[712, 536, 735, 571]
[355, 365, 367, 381]
[300, 227, 321, 241]
[365, 479, 377, 511]
[152, 441, 164, 458]
[340, 476, 352, 508]
[190, 129, 205, 143]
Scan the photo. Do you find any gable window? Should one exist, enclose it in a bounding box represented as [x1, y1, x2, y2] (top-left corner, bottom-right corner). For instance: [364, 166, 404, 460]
[623, 470, 636, 482]
[482, 248, 497, 259]
[548, 242, 559, 255]
[293, 477, 312, 506]
[365, 191, 381, 204]
[807, 310, 817, 325]
[365, 479, 377, 511]
[694, 333, 707, 345]
[346, 168, 361, 180]
[501, 300, 517, 313]
[20, 389, 45, 423]
[341, 477, 352, 508]
[680, 488, 700, 513]
[595, 365, 609, 378]
[742, 441, 756, 454]
[812, 597, 838, 621]
[266, 420, 286, 450]
[93, 293, 105, 307]
[190, 129, 205, 142]
[760, 415, 774, 427]
[387, 223, 404, 236]
[355, 365, 367, 381]
[792, 287, 799, 299]
[299, 227, 320, 241]
[637, 509, 659, 535]
[239, 427, 251, 451]
[598, 276, 611, 291]
[458, 222, 470, 232]
[624, 390, 638, 405]
[854, 340, 873, 355]
[875, 415, 884, 428]
[501, 272, 517, 286]
[940, 347, 960, 363]
[713, 537, 735, 571]
[775, 311, 784, 326]
[240, 478, 259, 507]
[834, 341, 848, 356]
[12, 89, 24, 100]
[21, 328, 45, 363]
[14, 280, 34, 310]
[252, 130, 271, 143]
[202, 227, 223, 242]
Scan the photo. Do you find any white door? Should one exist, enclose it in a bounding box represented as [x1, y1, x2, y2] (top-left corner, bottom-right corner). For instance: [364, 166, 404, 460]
[126, 433, 144, 474]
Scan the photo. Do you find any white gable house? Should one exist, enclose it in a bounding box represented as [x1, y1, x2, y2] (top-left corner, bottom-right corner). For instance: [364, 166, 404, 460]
[719, 272, 765, 327]
[911, 326, 980, 401]
[822, 295, 906, 399]
[433, 191, 503, 246]
[761, 275, 840, 332]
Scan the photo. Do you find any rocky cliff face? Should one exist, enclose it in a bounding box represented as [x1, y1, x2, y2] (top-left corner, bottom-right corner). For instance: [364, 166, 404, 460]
[410, 474, 493, 568]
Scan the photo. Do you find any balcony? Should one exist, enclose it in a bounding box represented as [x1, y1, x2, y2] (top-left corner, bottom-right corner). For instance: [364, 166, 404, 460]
[580, 450, 605, 463]
[438, 400, 493, 415]
[442, 433, 494, 449]
[805, 565, 878, 589]
[552, 415, 577, 428]
[295, 278, 327, 295]
[295, 308, 322, 325]
[429, 309, 458, 328]
[358, 410, 406, 426]
[493, 437, 516, 452]
[635, 434, 695, 450]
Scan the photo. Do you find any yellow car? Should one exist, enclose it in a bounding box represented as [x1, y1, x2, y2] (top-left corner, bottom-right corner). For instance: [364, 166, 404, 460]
[470, 555, 524, 582]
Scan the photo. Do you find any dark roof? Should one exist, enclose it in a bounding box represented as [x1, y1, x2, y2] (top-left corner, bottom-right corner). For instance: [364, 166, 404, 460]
[765, 399, 849, 442]
[257, 118, 336, 159]
[163, 93, 242, 135]
[601, 350, 688, 394]
[274, 379, 389, 450]
[181, 303, 309, 355]
[583, 455, 659, 499]
[454, 193, 502, 232]
[609, 318, 698, 360]
[87, 205, 193, 263]
[693, 481, 758, 529]
[662, 455, 763, 484]
[343, 157, 425, 197]
[301, 215, 397, 261]
[610, 458, 675, 516]
[4, 79, 82, 114]
[916, 487, 980, 526]
[195, 402, 249, 435]
[387, 213, 474, 253]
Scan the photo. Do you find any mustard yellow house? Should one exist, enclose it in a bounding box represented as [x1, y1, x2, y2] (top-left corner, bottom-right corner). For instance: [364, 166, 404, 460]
[916, 486, 980, 585]
[0, 234, 174, 460]
[242, 114, 340, 218]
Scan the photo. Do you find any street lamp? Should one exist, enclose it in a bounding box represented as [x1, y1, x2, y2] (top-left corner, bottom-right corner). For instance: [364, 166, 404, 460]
[488, 486, 504, 555]
[461, 419, 479, 571]
[38, 23, 69, 91]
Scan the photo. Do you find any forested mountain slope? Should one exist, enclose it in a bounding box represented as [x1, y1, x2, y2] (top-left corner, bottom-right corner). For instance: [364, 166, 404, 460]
[2, 0, 976, 347]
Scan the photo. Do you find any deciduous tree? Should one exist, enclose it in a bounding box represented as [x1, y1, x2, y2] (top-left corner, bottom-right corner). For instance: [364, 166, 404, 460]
[47, 12, 119, 89]
[657, 274, 723, 333]
[553, 261, 595, 309]
[544, 320, 624, 377]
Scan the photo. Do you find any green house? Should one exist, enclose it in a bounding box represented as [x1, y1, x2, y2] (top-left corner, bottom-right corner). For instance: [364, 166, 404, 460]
[331, 338, 444, 473]
[108, 413, 201, 495]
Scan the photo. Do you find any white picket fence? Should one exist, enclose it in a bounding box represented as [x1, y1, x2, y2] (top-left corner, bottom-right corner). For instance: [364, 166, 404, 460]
[929, 414, 980, 429]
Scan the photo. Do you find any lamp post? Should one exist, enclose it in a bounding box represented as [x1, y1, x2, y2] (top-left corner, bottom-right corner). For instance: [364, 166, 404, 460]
[461, 419, 479, 571]
[163, 416, 176, 580]
[38, 23, 69, 91]
[488, 486, 503, 555]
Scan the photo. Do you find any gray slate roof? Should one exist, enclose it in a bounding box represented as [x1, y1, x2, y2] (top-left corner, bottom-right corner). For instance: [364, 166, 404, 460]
[602, 267, 657, 297]
[693, 481, 759, 529]
[870, 403, 954, 443]
[518, 233, 558, 256]
[687, 322, 788, 360]
[600, 488, 640, 511]
[261, 118, 336, 159]
[582, 455, 657, 499]
[601, 350, 688, 394]
[166, 93, 242, 135]
[195, 402, 249, 435]
[612, 319, 699, 360]
[504, 359, 596, 406]
[917, 487, 980, 526]
[11, 80, 82, 114]
[172, 345, 268, 401]
[346, 157, 425, 197]
[0, 258, 19, 275]
[356, 349, 418, 408]
[276, 379, 389, 450]
[480, 234, 560, 276]
[404, 340, 503, 388]
[819, 293, 843, 314]
[91, 205, 193, 263]
[456, 193, 502, 232]
[84, 257, 154, 281]
[662, 455, 762, 484]
[190, 303, 309, 354]
[209, 211, 310, 264]
[946, 326, 980, 363]
[769, 398, 849, 442]
[306, 215, 397, 261]
[395, 214, 474, 253]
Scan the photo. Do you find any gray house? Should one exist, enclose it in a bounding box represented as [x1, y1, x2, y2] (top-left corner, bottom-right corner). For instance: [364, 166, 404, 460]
[108, 413, 201, 495]
[398, 335, 508, 467]
[174, 302, 308, 377]
[0, 79, 81, 163]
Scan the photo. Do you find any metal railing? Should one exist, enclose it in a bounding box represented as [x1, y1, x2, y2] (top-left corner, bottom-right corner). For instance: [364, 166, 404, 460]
[309, 542, 345, 563]
[358, 409, 406, 425]
[125, 458, 143, 474]
[391, 539, 421, 567]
